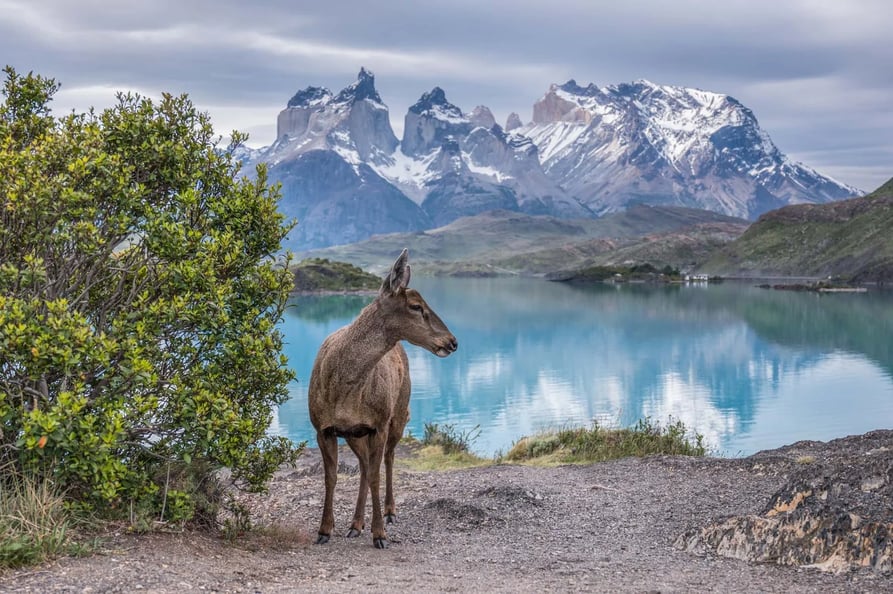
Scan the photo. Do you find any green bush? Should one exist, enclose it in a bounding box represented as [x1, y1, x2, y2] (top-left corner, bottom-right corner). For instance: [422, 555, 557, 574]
[0, 66, 303, 523]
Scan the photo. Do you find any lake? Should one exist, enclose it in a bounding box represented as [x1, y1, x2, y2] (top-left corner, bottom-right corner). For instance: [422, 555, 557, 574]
[273, 277, 893, 457]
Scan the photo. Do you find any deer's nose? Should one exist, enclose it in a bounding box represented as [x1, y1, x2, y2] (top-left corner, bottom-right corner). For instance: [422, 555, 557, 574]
[448, 337, 458, 352]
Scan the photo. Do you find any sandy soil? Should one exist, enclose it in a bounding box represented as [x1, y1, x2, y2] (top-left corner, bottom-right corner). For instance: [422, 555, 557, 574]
[1, 436, 890, 593]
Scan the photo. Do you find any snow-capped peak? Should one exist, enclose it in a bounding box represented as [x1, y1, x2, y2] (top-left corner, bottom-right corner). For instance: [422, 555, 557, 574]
[333, 67, 384, 105]
[408, 87, 466, 123]
[286, 86, 332, 109]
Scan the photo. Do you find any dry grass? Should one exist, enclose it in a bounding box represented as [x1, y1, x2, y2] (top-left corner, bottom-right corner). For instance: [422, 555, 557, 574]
[398, 445, 491, 471]
[0, 473, 72, 569]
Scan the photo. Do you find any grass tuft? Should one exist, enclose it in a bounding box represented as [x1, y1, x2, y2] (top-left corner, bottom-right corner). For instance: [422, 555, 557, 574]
[422, 422, 481, 455]
[507, 417, 707, 464]
[0, 472, 72, 569]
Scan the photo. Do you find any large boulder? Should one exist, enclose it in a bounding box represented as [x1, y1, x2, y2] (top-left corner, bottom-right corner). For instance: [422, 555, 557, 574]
[676, 430, 893, 574]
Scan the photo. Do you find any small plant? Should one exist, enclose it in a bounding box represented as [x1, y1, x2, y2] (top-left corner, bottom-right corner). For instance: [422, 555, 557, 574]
[0, 472, 71, 569]
[422, 422, 481, 455]
[221, 496, 253, 543]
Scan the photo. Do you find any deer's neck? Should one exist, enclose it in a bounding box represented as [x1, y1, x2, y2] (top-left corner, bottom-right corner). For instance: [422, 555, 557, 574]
[336, 300, 398, 384]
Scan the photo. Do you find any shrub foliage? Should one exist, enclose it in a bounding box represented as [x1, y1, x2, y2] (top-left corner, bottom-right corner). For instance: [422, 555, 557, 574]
[0, 67, 302, 520]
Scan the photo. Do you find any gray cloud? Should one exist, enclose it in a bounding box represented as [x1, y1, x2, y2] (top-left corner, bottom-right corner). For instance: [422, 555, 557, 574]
[1, 0, 890, 190]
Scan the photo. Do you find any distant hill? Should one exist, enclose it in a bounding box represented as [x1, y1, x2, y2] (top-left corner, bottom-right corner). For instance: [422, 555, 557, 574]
[290, 258, 381, 292]
[300, 206, 749, 276]
[699, 178, 893, 282]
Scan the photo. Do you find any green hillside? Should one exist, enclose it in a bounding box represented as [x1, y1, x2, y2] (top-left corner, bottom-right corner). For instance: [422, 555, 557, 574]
[290, 258, 381, 292]
[300, 206, 748, 276]
[700, 179, 893, 282]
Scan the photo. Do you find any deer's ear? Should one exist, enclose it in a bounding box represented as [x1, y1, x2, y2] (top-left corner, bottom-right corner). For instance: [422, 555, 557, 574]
[381, 249, 411, 296]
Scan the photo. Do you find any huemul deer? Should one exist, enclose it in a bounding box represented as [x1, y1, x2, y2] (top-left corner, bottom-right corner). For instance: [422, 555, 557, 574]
[308, 249, 458, 549]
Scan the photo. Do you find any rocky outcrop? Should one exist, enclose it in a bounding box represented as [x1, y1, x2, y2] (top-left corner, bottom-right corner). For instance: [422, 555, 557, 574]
[274, 68, 396, 162]
[401, 87, 473, 157]
[469, 105, 496, 129]
[676, 430, 893, 574]
[505, 112, 523, 131]
[531, 81, 594, 124]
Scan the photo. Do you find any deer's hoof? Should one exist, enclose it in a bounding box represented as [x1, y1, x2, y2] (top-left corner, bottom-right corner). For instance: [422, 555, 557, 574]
[385, 513, 397, 525]
[346, 528, 362, 538]
[373, 537, 389, 549]
[315, 534, 330, 545]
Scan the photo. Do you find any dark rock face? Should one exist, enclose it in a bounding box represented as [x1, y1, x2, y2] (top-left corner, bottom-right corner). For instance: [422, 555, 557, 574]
[422, 172, 519, 228]
[270, 150, 429, 250]
[334, 67, 382, 104]
[676, 430, 893, 574]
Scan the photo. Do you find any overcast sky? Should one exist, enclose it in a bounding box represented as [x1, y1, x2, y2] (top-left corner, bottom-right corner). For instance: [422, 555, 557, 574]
[1, 0, 890, 191]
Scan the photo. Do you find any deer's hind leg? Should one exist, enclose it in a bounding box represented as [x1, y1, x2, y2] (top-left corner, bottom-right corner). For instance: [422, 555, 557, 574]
[345, 436, 369, 538]
[385, 381, 410, 525]
[384, 419, 405, 524]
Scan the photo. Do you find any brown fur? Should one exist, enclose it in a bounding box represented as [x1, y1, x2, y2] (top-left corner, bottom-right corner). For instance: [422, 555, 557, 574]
[308, 249, 457, 548]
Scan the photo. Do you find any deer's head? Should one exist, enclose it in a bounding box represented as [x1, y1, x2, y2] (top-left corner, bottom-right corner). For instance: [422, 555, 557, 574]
[379, 249, 458, 358]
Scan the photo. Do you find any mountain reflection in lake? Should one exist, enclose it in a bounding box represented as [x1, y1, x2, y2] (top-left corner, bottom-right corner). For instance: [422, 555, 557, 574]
[274, 278, 893, 456]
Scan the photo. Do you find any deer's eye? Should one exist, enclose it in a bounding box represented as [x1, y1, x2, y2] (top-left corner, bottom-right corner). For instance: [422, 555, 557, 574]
[408, 303, 423, 312]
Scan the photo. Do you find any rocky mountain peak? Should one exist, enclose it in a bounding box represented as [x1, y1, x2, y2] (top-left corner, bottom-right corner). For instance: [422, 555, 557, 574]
[409, 87, 463, 118]
[469, 105, 496, 128]
[401, 87, 470, 156]
[334, 67, 383, 104]
[505, 112, 523, 131]
[274, 68, 396, 161]
[286, 86, 332, 108]
[558, 79, 600, 97]
[533, 83, 595, 124]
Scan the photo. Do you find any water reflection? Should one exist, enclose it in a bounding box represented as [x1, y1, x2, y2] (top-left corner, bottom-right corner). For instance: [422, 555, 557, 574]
[277, 278, 893, 456]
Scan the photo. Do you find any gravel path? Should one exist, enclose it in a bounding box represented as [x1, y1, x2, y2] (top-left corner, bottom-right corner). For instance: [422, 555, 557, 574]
[2, 438, 889, 593]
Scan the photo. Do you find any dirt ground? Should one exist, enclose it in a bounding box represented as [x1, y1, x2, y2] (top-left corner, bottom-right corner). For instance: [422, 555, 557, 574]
[1, 435, 890, 593]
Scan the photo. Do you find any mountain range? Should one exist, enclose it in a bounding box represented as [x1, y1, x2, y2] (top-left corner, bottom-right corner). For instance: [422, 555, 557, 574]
[242, 69, 860, 250]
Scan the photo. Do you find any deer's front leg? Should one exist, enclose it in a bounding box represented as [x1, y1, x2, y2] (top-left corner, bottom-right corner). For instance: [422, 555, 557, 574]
[368, 431, 389, 549]
[316, 429, 338, 545]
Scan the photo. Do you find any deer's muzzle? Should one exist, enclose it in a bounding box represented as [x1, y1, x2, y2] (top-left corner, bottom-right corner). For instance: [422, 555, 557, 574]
[433, 336, 458, 358]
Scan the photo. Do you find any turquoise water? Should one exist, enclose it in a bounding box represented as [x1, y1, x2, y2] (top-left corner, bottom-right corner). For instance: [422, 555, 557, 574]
[274, 278, 893, 457]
